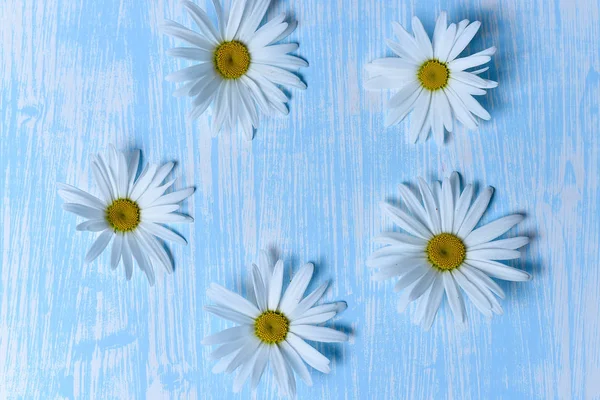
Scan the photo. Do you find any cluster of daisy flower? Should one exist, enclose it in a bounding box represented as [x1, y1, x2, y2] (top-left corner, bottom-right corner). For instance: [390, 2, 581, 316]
[57, 1, 531, 398]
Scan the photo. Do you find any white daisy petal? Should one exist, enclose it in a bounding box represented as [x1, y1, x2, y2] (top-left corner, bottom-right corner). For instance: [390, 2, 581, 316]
[450, 172, 461, 205]
[237, 0, 270, 41]
[450, 84, 491, 120]
[288, 282, 329, 320]
[208, 283, 261, 318]
[279, 340, 313, 386]
[393, 263, 428, 292]
[407, 268, 437, 301]
[204, 305, 255, 325]
[90, 160, 115, 202]
[202, 325, 253, 345]
[251, 345, 269, 389]
[232, 352, 257, 393]
[449, 55, 491, 72]
[63, 203, 104, 220]
[159, 20, 214, 50]
[409, 91, 432, 143]
[412, 16, 433, 59]
[145, 212, 193, 224]
[258, 249, 273, 288]
[452, 268, 492, 317]
[225, 0, 247, 40]
[452, 70, 498, 89]
[372, 232, 427, 247]
[442, 272, 466, 323]
[248, 18, 288, 51]
[468, 249, 522, 261]
[210, 339, 247, 361]
[440, 177, 454, 231]
[166, 47, 212, 61]
[417, 177, 442, 234]
[140, 222, 187, 245]
[212, 351, 239, 374]
[110, 234, 123, 269]
[444, 86, 479, 129]
[453, 184, 474, 232]
[391, 22, 425, 62]
[166, 63, 213, 83]
[122, 238, 134, 280]
[291, 325, 348, 343]
[251, 264, 268, 311]
[128, 233, 155, 285]
[181, 0, 220, 44]
[283, 351, 297, 398]
[297, 302, 347, 320]
[457, 187, 494, 238]
[129, 164, 158, 201]
[453, 20, 470, 46]
[460, 266, 503, 315]
[292, 311, 337, 326]
[272, 19, 297, 43]
[413, 285, 431, 324]
[286, 333, 331, 374]
[380, 202, 431, 239]
[279, 263, 314, 314]
[57, 183, 106, 209]
[431, 93, 445, 145]
[367, 246, 424, 260]
[470, 67, 489, 75]
[84, 230, 113, 264]
[270, 344, 292, 396]
[384, 87, 422, 127]
[366, 254, 425, 270]
[432, 11, 447, 58]
[142, 204, 180, 217]
[268, 259, 284, 310]
[369, 57, 417, 70]
[447, 21, 481, 62]
[252, 64, 307, 90]
[76, 219, 109, 232]
[437, 23, 457, 62]
[469, 236, 530, 251]
[225, 338, 260, 374]
[371, 265, 415, 282]
[464, 215, 524, 247]
[461, 264, 505, 299]
[138, 230, 174, 273]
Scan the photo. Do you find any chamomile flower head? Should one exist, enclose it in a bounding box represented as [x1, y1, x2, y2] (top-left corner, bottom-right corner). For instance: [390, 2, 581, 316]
[202, 251, 348, 397]
[161, 0, 307, 140]
[58, 146, 195, 285]
[368, 172, 531, 329]
[365, 12, 498, 145]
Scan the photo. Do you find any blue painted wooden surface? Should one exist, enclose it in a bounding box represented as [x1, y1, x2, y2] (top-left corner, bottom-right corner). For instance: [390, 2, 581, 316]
[1, 0, 599, 398]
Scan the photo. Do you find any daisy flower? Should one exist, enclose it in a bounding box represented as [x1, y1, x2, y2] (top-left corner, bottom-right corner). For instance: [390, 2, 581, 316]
[202, 251, 348, 397]
[365, 12, 497, 144]
[161, 0, 307, 140]
[367, 172, 531, 329]
[58, 146, 195, 285]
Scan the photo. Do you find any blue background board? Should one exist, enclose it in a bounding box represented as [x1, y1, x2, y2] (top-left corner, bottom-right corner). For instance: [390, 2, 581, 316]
[1, 0, 599, 398]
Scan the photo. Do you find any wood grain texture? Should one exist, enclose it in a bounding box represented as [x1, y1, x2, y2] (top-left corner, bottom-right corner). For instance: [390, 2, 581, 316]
[1, 0, 599, 398]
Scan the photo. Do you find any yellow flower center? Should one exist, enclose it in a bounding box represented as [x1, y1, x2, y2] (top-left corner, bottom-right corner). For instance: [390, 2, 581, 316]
[418, 60, 450, 91]
[214, 41, 251, 79]
[106, 198, 141, 232]
[426, 233, 466, 270]
[254, 311, 289, 344]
